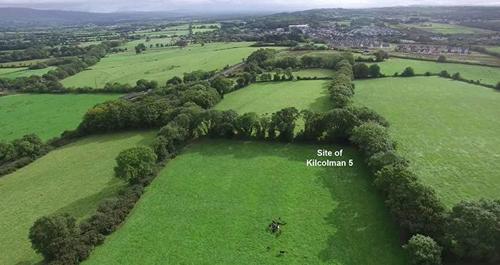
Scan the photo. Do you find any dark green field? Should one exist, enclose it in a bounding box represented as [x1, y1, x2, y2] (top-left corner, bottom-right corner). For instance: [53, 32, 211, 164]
[83, 139, 407, 265]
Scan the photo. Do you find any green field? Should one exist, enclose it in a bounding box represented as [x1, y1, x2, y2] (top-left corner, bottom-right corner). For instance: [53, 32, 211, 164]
[215, 80, 330, 114]
[374, 58, 500, 85]
[0, 94, 118, 141]
[0, 131, 155, 265]
[354, 77, 500, 206]
[0, 66, 55, 79]
[294, 68, 335, 78]
[84, 139, 407, 265]
[61, 42, 260, 88]
[398, 22, 493, 34]
[484, 46, 500, 53]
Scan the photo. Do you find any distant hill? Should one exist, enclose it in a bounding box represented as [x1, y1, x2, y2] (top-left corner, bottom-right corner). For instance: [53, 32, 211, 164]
[0, 8, 189, 28]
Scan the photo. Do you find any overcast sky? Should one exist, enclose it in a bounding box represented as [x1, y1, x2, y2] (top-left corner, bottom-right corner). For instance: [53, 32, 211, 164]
[0, 0, 499, 13]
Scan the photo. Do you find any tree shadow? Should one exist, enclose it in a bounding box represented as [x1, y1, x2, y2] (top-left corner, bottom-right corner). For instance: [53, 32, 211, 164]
[52, 178, 124, 220]
[171, 139, 405, 264]
[315, 160, 407, 265]
[14, 260, 43, 265]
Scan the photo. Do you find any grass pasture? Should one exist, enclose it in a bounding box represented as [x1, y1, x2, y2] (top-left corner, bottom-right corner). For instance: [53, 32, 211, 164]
[215, 80, 330, 114]
[61, 42, 259, 88]
[397, 22, 494, 34]
[294, 68, 335, 78]
[374, 58, 500, 86]
[354, 77, 500, 206]
[84, 139, 407, 265]
[0, 66, 55, 79]
[0, 94, 118, 141]
[0, 131, 155, 265]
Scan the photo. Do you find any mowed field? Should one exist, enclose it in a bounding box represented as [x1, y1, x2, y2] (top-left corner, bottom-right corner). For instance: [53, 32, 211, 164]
[0, 131, 155, 265]
[83, 139, 407, 265]
[354, 77, 500, 206]
[61, 42, 261, 88]
[0, 94, 118, 141]
[374, 58, 500, 85]
[0, 66, 55, 79]
[215, 80, 330, 114]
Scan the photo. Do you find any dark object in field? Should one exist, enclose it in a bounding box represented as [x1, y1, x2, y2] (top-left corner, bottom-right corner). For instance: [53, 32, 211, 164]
[277, 250, 287, 257]
[267, 217, 287, 237]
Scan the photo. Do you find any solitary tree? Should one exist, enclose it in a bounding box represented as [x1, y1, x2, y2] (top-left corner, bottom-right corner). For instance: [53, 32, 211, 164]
[401, 67, 415, 77]
[437, 55, 446, 63]
[134, 43, 146, 54]
[374, 50, 388, 62]
[404, 234, 442, 265]
[114, 147, 157, 184]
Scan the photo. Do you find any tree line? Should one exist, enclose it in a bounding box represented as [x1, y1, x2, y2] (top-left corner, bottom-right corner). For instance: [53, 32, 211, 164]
[0, 134, 49, 176]
[0, 41, 123, 93]
[25, 54, 499, 265]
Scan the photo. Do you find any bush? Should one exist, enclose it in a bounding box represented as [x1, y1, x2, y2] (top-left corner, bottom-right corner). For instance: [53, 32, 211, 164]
[29, 214, 85, 264]
[374, 164, 446, 237]
[353, 63, 370, 79]
[445, 200, 500, 262]
[438, 70, 450, 78]
[114, 147, 157, 184]
[349, 122, 395, 157]
[401, 67, 415, 77]
[404, 234, 442, 265]
[368, 64, 381, 78]
[437, 55, 446, 63]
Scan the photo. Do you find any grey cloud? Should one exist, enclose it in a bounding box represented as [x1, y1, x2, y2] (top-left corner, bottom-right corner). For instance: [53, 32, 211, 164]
[0, 0, 499, 12]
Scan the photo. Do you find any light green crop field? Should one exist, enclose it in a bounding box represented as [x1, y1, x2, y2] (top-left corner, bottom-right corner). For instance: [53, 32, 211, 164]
[398, 22, 494, 34]
[484, 46, 500, 53]
[294, 68, 335, 78]
[0, 131, 155, 265]
[354, 77, 500, 206]
[215, 80, 331, 114]
[0, 94, 118, 141]
[374, 58, 500, 86]
[61, 42, 260, 88]
[0, 66, 55, 79]
[84, 139, 407, 265]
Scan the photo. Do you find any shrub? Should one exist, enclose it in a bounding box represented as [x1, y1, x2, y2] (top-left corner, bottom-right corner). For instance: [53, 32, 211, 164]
[323, 108, 360, 141]
[349, 122, 395, 157]
[401, 67, 415, 77]
[438, 70, 450, 78]
[368, 64, 381, 78]
[348, 106, 389, 127]
[404, 234, 442, 265]
[29, 214, 84, 264]
[445, 200, 500, 262]
[375, 164, 446, 237]
[114, 147, 157, 184]
[353, 63, 370, 79]
[270, 107, 300, 141]
[437, 55, 446, 63]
